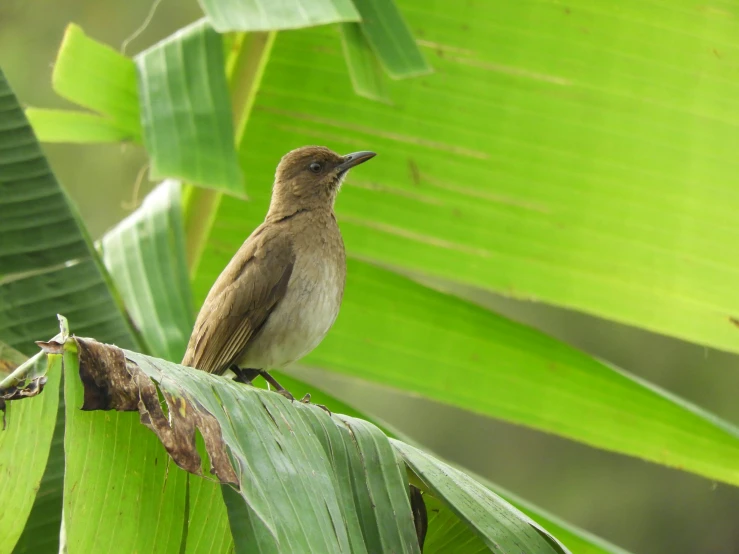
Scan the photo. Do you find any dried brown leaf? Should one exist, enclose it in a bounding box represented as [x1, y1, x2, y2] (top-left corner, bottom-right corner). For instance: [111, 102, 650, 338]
[75, 337, 238, 485]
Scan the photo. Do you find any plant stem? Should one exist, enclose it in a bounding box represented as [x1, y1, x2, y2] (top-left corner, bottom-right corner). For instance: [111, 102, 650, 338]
[229, 32, 276, 149]
[182, 31, 276, 278]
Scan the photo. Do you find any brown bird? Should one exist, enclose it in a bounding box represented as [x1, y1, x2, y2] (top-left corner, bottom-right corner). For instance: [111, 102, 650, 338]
[182, 146, 376, 400]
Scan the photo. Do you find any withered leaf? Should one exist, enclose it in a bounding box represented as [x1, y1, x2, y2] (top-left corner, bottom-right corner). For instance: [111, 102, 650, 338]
[64, 335, 438, 553]
[0, 351, 50, 404]
[75, 337, 237, 485]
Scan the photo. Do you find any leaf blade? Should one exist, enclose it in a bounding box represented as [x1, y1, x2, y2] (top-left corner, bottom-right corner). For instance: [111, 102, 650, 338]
[195, 226, 739, 488]
[198, 0, 360, 33]
[350, 0, 432, 78]
[52, 24, 140, 135]
[126, 352, 356, 552]
[237, 10, 739, 352]
[63, 340, 188, 554]
[64, 333, 563, 553]
[333, 414, 421, 553]
[355, 402, 633, 554]
[0, 351, 61, 554]
[100, 180, 193, 362]
[135, 20, 244, 195]
[11, 385, 66, 554]
[339, 23, 392, 102]
[25, 109, 138, 144]
[0, 68, 138, 356]
[393, 440, 568, 554]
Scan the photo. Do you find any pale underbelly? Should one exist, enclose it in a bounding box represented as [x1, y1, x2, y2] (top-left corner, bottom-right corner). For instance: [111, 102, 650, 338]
[236, 275, 341, 369]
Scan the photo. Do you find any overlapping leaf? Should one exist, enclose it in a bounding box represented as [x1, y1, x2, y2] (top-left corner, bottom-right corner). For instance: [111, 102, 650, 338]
[340, 23, 391, 102]
[26, 24, 142, 144]
[98, 180, 605, 551]
[26, 23, 247, 195]
[0, 349, 61, 554]
[350, 0, 431, 78]
[282, 373, 632, 554]
[25, 109, 134, 144]
[70, 335, 424, 553]
[235, 5, 739, 353]
[135, 20, 244, 195]
[100, 180, 193, 362]
[197, 0, 360, 32]
[42, 328, 568, 553]
[0, 69, 138, 355]
[196, 215, 739, 488]
[63, 342, 188, 554]
[395, 440, 568, 554]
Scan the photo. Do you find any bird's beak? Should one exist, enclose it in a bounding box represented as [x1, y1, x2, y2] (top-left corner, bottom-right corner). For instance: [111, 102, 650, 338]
[336, 151, 376, 173]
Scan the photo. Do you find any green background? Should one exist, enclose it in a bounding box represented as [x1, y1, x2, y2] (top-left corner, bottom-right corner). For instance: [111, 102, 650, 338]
[3, 0, 739, 551]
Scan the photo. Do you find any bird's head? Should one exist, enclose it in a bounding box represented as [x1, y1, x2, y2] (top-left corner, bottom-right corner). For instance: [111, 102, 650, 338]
[269, 145, 375, 217]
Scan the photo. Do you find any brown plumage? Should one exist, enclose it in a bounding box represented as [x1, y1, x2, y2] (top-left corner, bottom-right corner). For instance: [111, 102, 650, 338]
[182, 146, 376, 400]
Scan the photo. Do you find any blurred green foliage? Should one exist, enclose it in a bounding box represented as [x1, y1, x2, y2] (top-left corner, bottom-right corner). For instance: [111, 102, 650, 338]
[3, 0, 739, 552]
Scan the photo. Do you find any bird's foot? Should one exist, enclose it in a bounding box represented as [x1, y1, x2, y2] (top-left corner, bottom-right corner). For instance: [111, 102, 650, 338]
[258, 370, 297, 401]
[275, 389, 295, 402]
[235, 369, 329, 411]
[299, 393, 331, 415]
[231, 366, 259, 385]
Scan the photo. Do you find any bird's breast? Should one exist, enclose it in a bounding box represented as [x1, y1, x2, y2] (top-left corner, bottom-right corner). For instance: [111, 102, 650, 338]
[237, 228, 346, 369]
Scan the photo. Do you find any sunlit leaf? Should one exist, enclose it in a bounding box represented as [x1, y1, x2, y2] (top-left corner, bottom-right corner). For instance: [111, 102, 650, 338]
[195, 224, 739, 488]
[100, 180, 193, 362]
[350, 0, 431, 78]
[422, 494, 490, 554]
[25, 109, 137, 144]
[198, 0, 360, 33]
[87, 169, 630, 552]
[237, 9, 739, 353]
[394, 440, 568, 554]
[135, 20, 244, 195]
[48, 327, 566, 553]
[340, 23, 391, 102]
[52, 24, 140, 137]
[63, 339, 188, 554]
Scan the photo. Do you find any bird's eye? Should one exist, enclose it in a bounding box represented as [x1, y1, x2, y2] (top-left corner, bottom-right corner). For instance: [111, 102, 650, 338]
[309, 162, 322, 173]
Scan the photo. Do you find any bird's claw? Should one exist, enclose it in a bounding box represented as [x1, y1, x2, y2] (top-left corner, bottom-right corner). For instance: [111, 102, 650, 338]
[276, 389, 294, 402]
[299, 393, 332, 415]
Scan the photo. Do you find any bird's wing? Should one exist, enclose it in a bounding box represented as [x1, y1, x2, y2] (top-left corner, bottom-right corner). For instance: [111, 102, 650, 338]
[181, 225, 295, 374]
